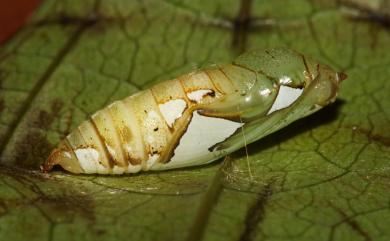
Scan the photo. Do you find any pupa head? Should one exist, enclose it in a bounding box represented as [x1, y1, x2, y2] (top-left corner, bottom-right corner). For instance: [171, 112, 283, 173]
[234, 47, 346, 107]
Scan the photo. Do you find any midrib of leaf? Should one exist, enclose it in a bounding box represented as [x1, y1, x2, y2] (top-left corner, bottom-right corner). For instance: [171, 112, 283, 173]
[185, 165, 224, 241]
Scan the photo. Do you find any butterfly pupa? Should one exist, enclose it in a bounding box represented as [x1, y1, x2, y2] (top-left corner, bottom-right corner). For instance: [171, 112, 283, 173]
[42, 48, 346, 174]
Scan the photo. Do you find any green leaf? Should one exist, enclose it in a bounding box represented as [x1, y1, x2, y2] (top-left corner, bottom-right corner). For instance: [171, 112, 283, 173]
[0, 0, 389, 240]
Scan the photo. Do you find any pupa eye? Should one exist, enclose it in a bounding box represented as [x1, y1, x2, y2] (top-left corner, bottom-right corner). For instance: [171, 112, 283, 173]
[43, 48, 344, 175]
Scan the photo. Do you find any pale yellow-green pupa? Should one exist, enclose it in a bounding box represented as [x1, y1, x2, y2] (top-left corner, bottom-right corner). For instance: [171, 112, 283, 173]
[42, 48, 346, 174]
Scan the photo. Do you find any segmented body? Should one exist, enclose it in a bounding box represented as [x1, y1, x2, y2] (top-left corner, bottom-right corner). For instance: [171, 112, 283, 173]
[43, 48, 345, 174]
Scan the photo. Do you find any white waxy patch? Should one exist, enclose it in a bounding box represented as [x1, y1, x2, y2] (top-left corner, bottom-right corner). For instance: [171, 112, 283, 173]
[259, 88, 271, 96]
[162, 112, 244, 169]
[279, 75, 292, 85]
[159, 99, 187, 127]
[63, 151, 72, 159]
[112, 165, 125, 174]
[187, 89, 213, 103]
[125, 145, 133, 154]
[105, 143, 116, 158]
[127, 164, 142, 173]
[75, 148, 103, 174]
[267, 85, 304, 115]
[146, 154, 160, 170]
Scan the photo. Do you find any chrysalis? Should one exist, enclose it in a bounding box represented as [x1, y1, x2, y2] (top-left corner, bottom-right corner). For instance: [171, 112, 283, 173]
[42, 48, 346, 174]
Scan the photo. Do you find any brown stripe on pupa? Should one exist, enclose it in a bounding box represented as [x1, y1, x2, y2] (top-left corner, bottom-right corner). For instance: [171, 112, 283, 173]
[106, 106, 132, 167]
[178, 77, 192, 103]
[117, 121, 142, 165]
[158, 111, 194, 164]
[218, 66, 238, 91]
[88, 118, 115, 168]
[204, 70, 225, 94]
[300, 54, 314, 82]
[116, 122, 141, 165]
